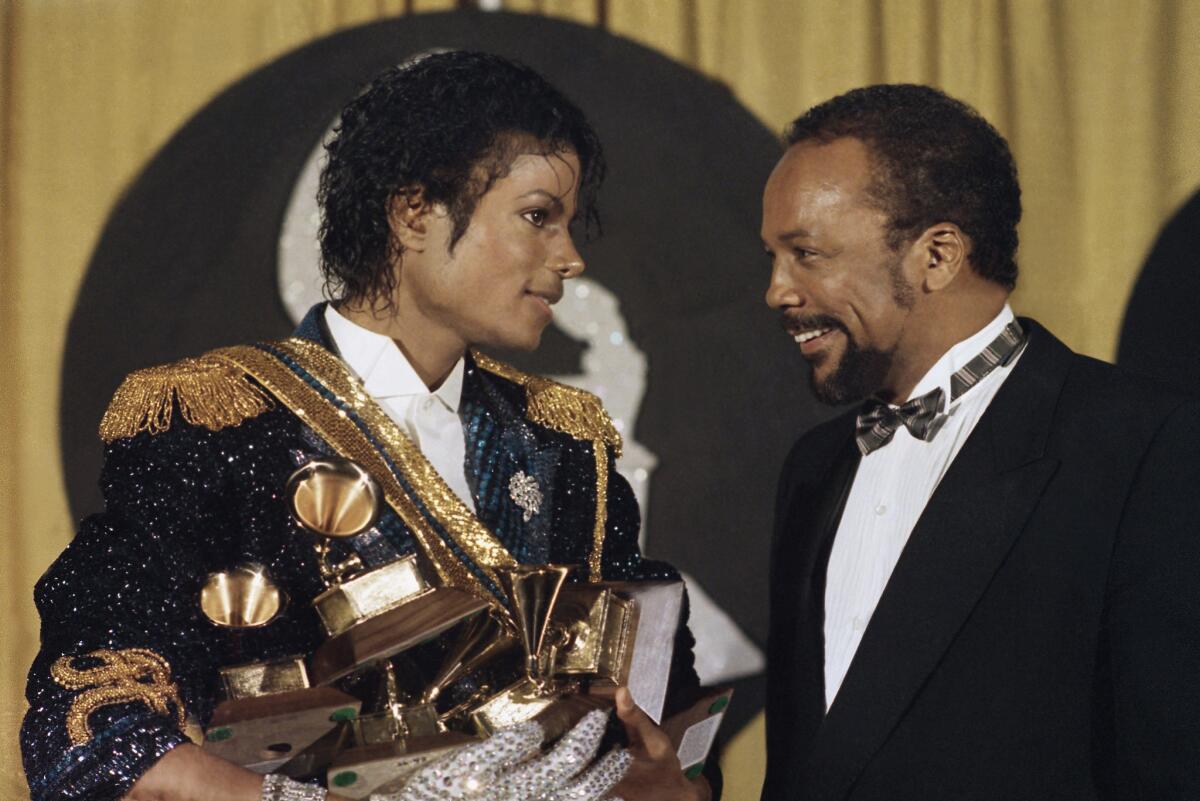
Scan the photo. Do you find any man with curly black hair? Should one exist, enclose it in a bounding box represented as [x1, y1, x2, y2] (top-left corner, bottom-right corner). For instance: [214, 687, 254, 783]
[761, 84, 1200, 799]
[23, 51, 713, 801]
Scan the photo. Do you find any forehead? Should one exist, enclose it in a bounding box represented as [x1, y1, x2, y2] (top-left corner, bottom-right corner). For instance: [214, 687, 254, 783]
[762, 137, 876, 227]
[488, 149, 582, 198]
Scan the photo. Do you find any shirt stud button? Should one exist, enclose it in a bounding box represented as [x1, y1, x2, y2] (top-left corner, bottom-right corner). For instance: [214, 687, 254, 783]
[875, 503, 887, 516]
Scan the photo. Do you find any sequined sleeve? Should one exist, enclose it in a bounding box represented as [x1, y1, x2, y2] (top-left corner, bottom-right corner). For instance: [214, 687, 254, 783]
[21, 415, 266, 801]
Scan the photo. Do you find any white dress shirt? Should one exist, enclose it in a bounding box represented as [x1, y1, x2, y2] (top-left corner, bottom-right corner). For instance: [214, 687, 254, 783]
[323, 305, 476, 512]
[823, 305, 1022, 709]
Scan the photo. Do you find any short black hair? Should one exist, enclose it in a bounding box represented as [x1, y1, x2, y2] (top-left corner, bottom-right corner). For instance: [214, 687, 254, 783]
[787, 84, 1021, 289]
[318, 50, 605, 304]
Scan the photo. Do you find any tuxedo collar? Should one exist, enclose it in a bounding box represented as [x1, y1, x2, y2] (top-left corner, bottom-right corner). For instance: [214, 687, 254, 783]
[802, 317, 1069, 799]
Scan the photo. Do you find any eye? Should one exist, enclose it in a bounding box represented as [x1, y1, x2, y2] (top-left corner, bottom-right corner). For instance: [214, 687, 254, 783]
[522, 208, 549, 227]
[793, 247, 817, 260]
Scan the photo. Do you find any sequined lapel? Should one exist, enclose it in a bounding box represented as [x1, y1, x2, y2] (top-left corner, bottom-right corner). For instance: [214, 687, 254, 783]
[209, 338, 517, 604]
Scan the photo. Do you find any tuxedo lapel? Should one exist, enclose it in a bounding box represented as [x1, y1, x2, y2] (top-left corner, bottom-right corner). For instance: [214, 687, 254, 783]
[764, 421, 860, 801]
[804, 320, 1069, 800]
[794, 433, 862, 718]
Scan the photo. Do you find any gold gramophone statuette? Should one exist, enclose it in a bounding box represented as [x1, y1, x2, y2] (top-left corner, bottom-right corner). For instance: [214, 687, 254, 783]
[197, 564, 359, 772]
[286, 456, 381, 585]
[286, 457, 488, 684]
[286, 456, 436, 632]
[552, 584, 638, 684]
[323, 620, 516, 800]
[470, 565, 607, 737]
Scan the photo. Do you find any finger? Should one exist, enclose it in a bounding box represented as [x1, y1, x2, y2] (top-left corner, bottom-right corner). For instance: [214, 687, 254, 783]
[614, 688, 673, 761]
[553, 748, 632, 801]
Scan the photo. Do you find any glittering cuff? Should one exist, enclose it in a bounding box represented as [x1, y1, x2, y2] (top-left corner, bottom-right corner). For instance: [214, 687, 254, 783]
[27, 714, 189, 801]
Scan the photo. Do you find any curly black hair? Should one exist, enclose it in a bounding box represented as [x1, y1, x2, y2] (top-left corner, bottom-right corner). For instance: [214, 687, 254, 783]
[787, 84, 1021, 289]
[318, 50, 605, 305]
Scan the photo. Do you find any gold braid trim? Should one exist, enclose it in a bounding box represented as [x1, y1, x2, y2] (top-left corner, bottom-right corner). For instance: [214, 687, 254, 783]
[98, 356, 273, 443]
[590, 441, 608, 583]
[51, 648, 186, 747]
[471, 350, 623, 457]
[212, 341, 515, 601]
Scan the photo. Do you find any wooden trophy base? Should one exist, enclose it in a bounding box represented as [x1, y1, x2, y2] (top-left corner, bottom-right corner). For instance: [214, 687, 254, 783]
[202, 686, 361, 772]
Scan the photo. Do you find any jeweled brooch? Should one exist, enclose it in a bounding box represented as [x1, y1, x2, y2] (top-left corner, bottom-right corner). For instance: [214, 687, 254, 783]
[508, 471, 543, 522]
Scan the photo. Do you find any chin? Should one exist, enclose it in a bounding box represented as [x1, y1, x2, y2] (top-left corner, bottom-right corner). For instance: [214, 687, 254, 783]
[480, 326, 544, 353]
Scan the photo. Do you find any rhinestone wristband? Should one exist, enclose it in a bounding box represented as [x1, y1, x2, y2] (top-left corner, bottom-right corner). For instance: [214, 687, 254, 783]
[262, 774, 329, 801]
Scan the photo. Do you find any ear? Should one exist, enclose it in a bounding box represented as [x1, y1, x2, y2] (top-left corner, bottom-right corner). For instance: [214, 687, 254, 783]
[913, 222, 968, 292]
[387, 185, 435, 251]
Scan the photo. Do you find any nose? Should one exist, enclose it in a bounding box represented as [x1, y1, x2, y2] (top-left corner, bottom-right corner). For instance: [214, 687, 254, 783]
[765, 260, 804, 310]
[550, 235, 586, 279]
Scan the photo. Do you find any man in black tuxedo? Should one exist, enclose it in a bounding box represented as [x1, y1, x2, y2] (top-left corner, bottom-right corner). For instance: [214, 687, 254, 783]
[759, 84, 1200, 800]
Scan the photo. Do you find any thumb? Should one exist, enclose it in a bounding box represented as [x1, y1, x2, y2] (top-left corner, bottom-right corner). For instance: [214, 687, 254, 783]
[615, 687, 673, 760]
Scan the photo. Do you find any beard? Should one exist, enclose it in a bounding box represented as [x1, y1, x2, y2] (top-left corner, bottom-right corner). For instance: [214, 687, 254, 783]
[808, 334, 895, 405]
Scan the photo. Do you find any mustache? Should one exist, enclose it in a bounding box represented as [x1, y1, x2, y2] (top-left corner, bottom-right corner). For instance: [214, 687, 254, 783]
[780, 312, 846, 334]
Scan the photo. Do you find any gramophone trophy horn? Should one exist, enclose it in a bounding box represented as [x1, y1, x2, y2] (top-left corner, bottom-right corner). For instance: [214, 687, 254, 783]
[199, 563, 286, 629]
[470, 564, 606, 738]
[422, 609, 517, 705]
[287, 457, 381, 539]
[497, 564, 572, 686]
[286, 456, 383, 584]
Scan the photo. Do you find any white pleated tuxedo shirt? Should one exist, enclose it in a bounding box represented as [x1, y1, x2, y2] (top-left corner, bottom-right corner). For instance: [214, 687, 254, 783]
[323, 305, 476, 512]
[823, 305, 1022, 710]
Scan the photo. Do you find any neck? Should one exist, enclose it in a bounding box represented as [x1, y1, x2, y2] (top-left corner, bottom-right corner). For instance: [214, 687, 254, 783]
[335, 299, 465, 390]
[880, 290, 1009, 403]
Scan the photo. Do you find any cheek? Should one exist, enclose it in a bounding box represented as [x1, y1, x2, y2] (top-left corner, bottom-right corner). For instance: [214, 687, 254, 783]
[823, 274, 899, 333]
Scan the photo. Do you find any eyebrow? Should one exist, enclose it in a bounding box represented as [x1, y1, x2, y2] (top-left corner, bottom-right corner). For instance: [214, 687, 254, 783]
[517, 189, 565, 212]
[777, 228, 813, 241]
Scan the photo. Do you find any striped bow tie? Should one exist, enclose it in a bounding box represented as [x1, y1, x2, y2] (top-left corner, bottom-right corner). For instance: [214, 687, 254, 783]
[854, 320, 1027, 456]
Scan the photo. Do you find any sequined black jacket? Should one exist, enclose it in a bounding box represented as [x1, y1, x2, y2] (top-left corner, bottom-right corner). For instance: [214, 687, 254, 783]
[23, 305, 713, 801]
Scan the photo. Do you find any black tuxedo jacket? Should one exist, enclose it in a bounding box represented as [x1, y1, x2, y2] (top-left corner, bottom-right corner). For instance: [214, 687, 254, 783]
[763, 319, 1200, 800]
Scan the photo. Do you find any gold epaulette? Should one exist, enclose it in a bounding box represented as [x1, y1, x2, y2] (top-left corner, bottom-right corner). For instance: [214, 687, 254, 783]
[471, 350, 623, 457]
[98, 351, 274, 443]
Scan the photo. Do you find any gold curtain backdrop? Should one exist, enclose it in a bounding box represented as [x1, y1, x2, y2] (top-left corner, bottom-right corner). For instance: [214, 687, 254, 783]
[2, 1, 1198, 798]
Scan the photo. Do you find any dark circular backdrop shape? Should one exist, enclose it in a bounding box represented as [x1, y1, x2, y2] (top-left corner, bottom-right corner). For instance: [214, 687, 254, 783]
[62, 11, 837, 733]
[1117, 188, 1200, 399]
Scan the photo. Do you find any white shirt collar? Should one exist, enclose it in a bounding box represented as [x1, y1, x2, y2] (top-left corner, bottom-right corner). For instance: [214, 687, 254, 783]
[324, 304, 464, 412]
[904, 304, 1016, 405]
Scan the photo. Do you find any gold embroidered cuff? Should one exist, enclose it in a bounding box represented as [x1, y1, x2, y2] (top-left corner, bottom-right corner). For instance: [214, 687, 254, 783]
[51, 648, 186, 746]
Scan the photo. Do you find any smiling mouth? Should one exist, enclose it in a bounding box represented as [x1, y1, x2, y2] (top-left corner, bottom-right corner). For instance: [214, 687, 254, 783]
[792, 327, 833, 344]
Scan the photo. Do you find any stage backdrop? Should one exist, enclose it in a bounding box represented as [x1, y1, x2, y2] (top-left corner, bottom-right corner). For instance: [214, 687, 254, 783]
[3, 2, 1199, 799]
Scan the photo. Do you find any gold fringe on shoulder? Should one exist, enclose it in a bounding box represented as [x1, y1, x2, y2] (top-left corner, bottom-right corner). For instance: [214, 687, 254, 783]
[471, 350, 623, 457]
[99, 354, 273, 443]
